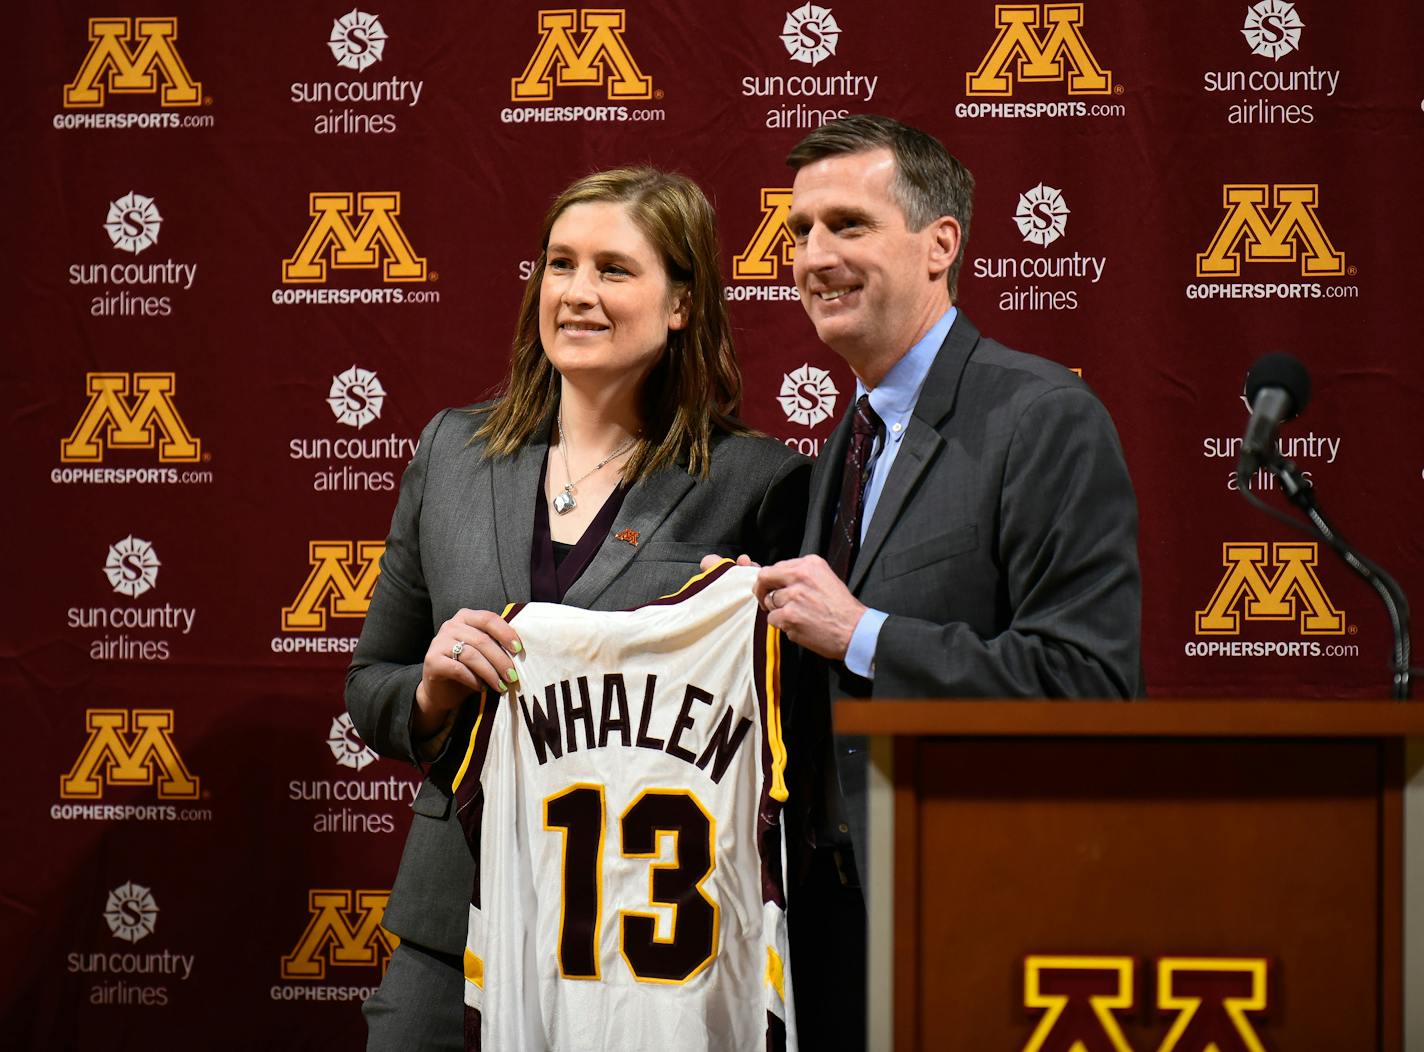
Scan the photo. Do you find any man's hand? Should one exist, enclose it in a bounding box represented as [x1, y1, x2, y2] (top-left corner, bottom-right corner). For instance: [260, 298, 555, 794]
[754, 555, 867, 661]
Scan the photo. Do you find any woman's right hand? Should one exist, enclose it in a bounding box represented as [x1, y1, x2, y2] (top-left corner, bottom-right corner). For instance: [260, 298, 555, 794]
[412, 609, 524, 755]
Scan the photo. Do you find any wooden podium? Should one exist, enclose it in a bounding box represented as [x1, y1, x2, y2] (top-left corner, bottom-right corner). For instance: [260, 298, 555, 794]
[834, 700, 1424, 1052]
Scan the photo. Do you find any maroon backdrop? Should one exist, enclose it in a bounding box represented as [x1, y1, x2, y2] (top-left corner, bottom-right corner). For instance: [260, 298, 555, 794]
[4, 0, 1422, 1046]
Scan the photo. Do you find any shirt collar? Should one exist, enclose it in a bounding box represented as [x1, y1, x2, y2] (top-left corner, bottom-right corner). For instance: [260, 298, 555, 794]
[855, 306, 957, 428]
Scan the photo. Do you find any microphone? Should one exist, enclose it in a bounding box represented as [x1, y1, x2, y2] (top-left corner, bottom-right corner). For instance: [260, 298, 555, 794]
[1240, 353, 1311, 472]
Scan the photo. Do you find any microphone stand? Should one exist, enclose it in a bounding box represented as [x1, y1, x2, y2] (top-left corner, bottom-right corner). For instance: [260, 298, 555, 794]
[1236, 453, 1413, 700]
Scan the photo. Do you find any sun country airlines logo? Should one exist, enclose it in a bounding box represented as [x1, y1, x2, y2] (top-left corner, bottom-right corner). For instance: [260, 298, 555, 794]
[1243, 0, 1303, 59]
[328, 713, 378, 771]
[105, 193, 161, 253]
[71, 194, 198, 318]
[57, 18, 212, 131]
[1188, 184, 1356, 303]
[1202, 2, 1338, 126]
[1014, 184, 1069, 246]
[275, 890, 397, 1001]
[728, 188, 800, 302]
[105, 882, 160, 944]
[274, 541, 385, 655]
[329, 9, 386, 70]
[972, 183, 1106, 312]
[743, 5, 877, 130]
[958, 5, 1124, 121]
[779, 365, 840, 428]
[782, 4, 839, 65]
[503, 10, 662, 125]
[55, 373, 212, 487]
[275, 192, 436, 306]
[105, 536, 160, 598]
[293, 366, 414, 493]
[291, 9, 424, 134]
[1184, 542, 1360, 661]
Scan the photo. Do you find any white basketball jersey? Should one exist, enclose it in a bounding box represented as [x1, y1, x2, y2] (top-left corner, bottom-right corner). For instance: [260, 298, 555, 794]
[452, 561, 795, 1051]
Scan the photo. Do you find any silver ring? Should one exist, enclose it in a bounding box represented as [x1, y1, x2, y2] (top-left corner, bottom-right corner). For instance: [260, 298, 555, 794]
[451, 640, 465, 659]
[767, 590, 778, 609]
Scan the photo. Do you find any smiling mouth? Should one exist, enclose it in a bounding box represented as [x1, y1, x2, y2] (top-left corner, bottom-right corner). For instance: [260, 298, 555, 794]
[560, 321, 608, 332]
[816, 287, 857, 302]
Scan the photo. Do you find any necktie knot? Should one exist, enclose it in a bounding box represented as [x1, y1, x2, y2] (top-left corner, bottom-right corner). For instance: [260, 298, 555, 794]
[852, 395, 882, 438]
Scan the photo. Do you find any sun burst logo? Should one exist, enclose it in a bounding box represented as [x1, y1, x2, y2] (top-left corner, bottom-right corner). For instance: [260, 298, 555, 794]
[104, 193, 162, 255]
[105, 882, 159, 944]
[779, 364, 840, 427]
[1014, 184, 1070, 247]
[327, 713, 378, 771]
[329, 9, 387, 71]
[1242, 0, 1303, 60]
[781, 3, 840, 66]
[105, 536, 161, 598]
[327, 365, 386, 429]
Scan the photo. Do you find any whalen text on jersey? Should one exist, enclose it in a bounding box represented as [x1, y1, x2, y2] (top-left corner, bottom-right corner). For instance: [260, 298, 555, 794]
[452, 562, 795, 1051]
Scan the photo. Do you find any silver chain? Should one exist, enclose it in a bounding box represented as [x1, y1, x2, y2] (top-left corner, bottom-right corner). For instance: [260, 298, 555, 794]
[554, 412, 637, 513]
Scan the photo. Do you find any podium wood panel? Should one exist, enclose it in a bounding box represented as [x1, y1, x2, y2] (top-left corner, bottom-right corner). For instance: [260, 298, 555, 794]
[835, 700, 1424, 1052]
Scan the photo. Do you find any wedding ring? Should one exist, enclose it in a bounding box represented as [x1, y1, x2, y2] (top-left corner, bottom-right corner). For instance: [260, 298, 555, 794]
[451, 640, 465, 659]
[767, 590, 778, 609]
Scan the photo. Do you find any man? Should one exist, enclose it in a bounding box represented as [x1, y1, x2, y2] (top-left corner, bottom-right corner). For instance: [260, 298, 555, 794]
[757, 114, 1142, 1046]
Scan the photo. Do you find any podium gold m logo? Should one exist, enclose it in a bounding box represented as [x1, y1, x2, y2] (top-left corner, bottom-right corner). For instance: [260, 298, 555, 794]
[1196, 184, 1346, 278]
[512, 10, 653, 101]
[61, 372, 202, 463]
[61, 709, 200, 799]
[966, 4, 1112, 97]
[282, 541, 385, 632]
[282, 193, 428, 284]
[64, 17, 202, 108]
[281, 890, 398, 979]
[1196, 542, 1345, 635]
[732, 189, 796, 281]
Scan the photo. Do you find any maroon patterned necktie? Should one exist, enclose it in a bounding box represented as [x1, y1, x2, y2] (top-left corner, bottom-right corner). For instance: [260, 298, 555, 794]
[826, 394, 884, 581]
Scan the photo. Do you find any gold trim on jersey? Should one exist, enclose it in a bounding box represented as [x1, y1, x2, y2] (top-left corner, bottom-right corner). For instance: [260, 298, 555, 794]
[766, 944, 786, 1001]
[764, 625, 788, 803]
[656, 557, 731, 600]
[451, 689, 491, 794]
[464, 947, 484, 989]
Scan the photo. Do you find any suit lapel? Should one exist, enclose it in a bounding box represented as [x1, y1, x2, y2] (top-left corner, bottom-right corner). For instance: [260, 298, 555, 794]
[561, 464, 696, 608]
[847, 312, 982, 593]
[800, 408, 854, 557]
[490, 431, 549, 601]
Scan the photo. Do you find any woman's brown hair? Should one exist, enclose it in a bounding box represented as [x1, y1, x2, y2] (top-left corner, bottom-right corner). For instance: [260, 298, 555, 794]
[475, 167, 748, 480]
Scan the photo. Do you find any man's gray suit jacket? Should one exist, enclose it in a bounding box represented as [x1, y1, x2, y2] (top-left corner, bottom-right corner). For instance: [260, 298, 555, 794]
[346, 405, 810, 956]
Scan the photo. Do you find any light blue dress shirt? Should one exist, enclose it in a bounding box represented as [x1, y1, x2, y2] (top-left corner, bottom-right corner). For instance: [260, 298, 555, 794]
[842, 307, 957, 679]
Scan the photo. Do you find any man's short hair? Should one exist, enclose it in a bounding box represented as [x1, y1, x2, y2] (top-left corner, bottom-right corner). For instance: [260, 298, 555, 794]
[787, 114, 974, 299]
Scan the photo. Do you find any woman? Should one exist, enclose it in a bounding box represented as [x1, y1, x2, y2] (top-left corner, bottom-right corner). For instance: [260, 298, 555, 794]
[347, 167, 810, 1049]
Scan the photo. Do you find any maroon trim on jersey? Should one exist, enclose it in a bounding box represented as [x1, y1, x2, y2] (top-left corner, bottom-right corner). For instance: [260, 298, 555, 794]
[464, 1005, 482, 1051]
[754, 607, 788, 911]
[454, 690, 502, 907]
[766, 1009, 787, 1051]
[504, 602, 528, 623]
[638, 556, 735, 609]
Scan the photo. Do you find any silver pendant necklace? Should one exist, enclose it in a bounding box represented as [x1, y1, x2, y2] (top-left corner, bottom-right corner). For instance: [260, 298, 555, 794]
[554, 412, 637, 515]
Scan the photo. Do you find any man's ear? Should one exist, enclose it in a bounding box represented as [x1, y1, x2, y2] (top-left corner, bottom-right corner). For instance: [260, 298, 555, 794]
[926, 216, 961, 284]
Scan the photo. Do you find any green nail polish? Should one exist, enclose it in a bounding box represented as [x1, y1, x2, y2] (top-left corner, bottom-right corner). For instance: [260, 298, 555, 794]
[510, 640, 523, 654]
[505, 667, 519, 683]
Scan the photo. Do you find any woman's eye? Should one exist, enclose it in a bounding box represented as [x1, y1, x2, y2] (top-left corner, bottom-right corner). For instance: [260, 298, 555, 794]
[547, 257, 573, 271]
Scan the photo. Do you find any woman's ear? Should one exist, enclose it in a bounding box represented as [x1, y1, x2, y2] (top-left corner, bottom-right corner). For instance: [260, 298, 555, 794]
[668, 288, 691, 331]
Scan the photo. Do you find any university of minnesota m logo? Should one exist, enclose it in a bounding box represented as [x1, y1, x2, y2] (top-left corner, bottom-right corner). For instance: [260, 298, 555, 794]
[1023, 956, 1270, 1052]
[282, 193, 428, 284]
[61, 373, 201, 463]
[1196, 185, 1346, 278]
[61, 709, 200, 799]
[64, 18, 201, 108]
[733, 189, 796, 281]
[512, 10, 653, 101]
[967, 4, 1112, 96]
[281, 890, 398, 979]
[281, 541, 385, 632]
[1196, 542, 1345, 635]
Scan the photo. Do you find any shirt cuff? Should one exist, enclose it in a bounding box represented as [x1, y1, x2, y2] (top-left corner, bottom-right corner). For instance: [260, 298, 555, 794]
[843, 608, 887, 680]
